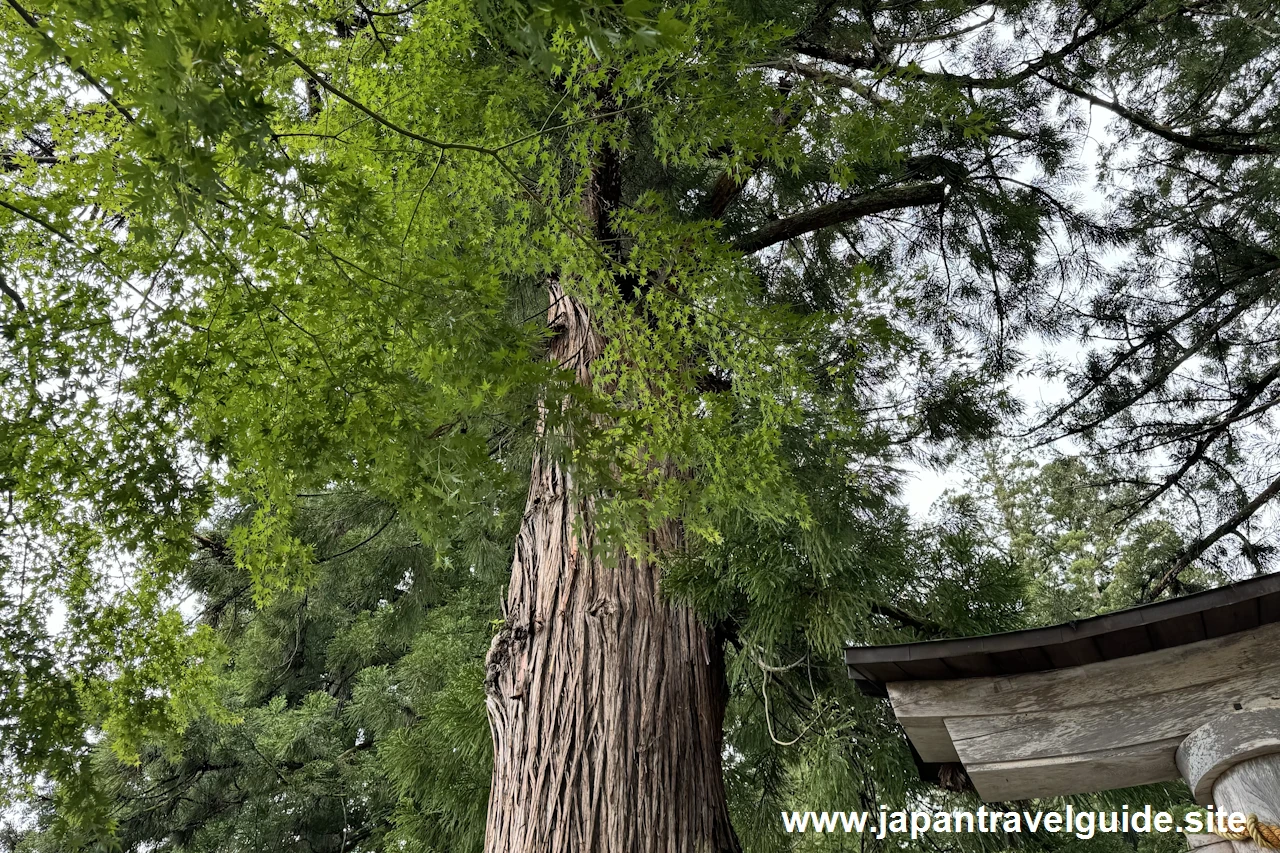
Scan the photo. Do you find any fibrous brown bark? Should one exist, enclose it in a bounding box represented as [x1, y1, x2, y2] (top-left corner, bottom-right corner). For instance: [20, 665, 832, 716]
[483, 281, 740, 853]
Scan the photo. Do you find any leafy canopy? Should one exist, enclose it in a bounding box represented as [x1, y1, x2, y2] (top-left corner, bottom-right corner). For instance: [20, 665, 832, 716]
[1, 0, 1278, 848]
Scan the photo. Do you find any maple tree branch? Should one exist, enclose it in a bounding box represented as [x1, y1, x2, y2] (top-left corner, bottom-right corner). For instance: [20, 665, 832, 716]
[6, 0, 136, 125]
[358, 0, 430, 15]
[0, 270, 26, 312]
[2, 151, 61, 171]
[698, 82, 808, 220]
[0, 197, 76, 244]
[281, 49, 493, 154]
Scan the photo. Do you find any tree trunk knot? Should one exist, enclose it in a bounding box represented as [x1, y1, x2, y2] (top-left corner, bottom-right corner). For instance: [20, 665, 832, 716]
[483, 624, 529, 695]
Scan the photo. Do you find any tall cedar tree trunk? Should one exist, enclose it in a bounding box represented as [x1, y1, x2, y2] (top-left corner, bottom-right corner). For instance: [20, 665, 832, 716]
[483, 276, 741, 852]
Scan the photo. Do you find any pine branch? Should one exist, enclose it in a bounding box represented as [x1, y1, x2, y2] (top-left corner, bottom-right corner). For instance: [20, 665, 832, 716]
[732, 181, 945, 253]
[871, 602, 949, 638]
[1131, 359, 1280, 516]
[1033, 258, 1280, 438]
[755, 59, 885, 106]
[794, 0, 1153, 91]
[1145, 469, 1280, 601]
[789, 42, 875, 71]
[314, 511, 398, 563]
[1037, 74, 1278, 156]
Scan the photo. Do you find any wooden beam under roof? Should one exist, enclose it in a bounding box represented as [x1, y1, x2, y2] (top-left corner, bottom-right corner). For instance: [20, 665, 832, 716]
[846, 573, 1280, 801]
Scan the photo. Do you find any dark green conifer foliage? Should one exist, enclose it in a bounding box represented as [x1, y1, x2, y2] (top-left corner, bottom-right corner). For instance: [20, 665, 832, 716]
[0, 0, 1277, 849]
[9, 495, 511, 852]
[6, 459, 1203, 853]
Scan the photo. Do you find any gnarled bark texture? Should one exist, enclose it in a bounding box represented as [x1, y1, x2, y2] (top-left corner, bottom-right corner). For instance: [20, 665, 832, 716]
[483, 283, 740, 853]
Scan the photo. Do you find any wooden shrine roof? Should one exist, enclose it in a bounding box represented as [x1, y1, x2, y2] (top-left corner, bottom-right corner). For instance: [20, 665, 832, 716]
[846, 572, 1280, 696]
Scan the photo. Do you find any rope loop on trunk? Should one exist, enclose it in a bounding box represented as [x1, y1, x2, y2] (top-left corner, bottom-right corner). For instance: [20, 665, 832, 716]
[1213, 814, 1280, 849]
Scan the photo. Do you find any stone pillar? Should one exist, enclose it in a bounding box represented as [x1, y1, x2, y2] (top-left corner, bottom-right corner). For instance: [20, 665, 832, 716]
[1178, 706, 1280, 853]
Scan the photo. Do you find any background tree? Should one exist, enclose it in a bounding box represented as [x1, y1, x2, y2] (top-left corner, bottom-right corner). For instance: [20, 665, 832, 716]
[943, 453, 1230, 624]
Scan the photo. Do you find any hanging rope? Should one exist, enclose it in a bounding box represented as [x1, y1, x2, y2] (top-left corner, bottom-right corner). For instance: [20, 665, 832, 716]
[1211, 814, 1280, 849]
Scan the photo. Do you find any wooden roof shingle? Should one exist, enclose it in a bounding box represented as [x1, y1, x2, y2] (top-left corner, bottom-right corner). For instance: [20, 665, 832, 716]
[846, 572, 1280, 695]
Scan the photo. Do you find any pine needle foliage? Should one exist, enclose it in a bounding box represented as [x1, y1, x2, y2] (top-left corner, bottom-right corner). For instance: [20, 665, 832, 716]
[0, 0, 1276, 849]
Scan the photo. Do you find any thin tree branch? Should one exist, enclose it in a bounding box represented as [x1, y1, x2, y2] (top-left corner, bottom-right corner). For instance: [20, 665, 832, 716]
[0, 270, 26, 312]
[281, 49, 493, 154]
[1146, 470, 1280, 601]
[1132, 359, 1280, 516]
[315, 511, 398, 564]
[1032, 258, 1280, 437]
[733, 181, 945, 253]
[795, 0, 1151, 90]
[2, 151, 61, 171]
[870, 602, 948, 637]
[0, 197, 76, 243]
[358, 0, 430, 15]
[1037, 74, 1278, 156]
[6, 0, 137, 125]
